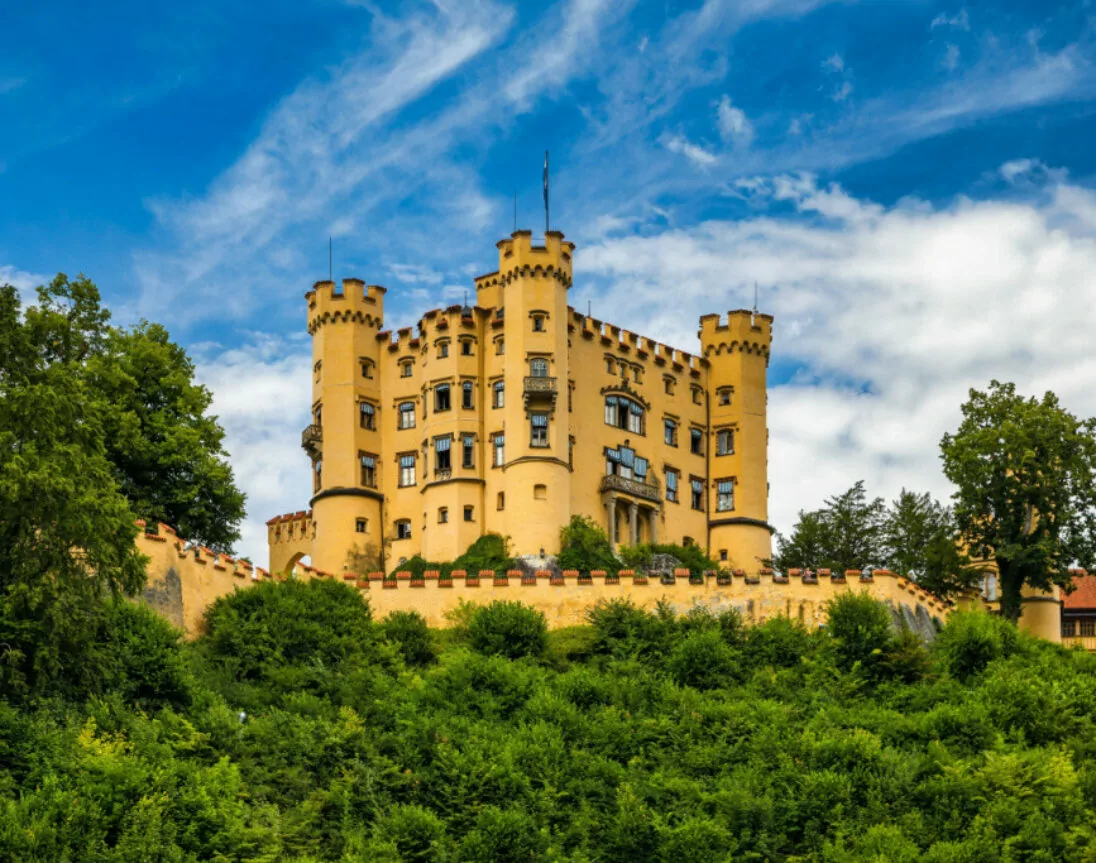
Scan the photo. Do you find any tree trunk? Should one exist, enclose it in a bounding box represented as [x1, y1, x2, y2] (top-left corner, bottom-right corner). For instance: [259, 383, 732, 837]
[997, 559, 1024, 623]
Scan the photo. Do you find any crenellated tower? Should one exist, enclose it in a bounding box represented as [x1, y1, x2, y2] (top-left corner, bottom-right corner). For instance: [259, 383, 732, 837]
[700, 310, 773, 570]
[304, 278, 386, 573]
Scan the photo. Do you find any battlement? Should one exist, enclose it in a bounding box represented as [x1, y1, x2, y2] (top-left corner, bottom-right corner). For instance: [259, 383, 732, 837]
[571, 309, 706, 374]
[699, 309, 772, 359]
[307, 278, 385, 333]
[490, 229, 575, 288]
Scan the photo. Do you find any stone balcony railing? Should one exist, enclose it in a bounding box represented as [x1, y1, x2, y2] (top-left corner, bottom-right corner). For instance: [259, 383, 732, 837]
[301, 424, 323, 456]
[523, 375, 558, 406]
[599, 473, 661, 503]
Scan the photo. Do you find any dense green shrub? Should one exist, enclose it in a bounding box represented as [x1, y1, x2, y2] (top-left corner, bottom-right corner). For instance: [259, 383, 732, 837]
[452, 532, 515, 574]
[585, 598, 672, 659]
[380, 610, 437, 667]
[466, 600, 548, 659]
[667, 628, 740, 689]
[388, 554, 448, 579]
[933, 608, 1020, 681]
[557, 515, 619, 573]
[618, 541, 720, 576]
[827, 590, 895, 675]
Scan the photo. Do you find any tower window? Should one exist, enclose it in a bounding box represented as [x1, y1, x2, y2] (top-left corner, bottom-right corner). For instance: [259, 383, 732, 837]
[664, 419, 678, 447]
[530, 357, 549, 378]
[497, 492, 505, 510]
[359, 401, 376, 430]
[464, 505, 474, 522]
[493, 433, 505, 467]
[496, 338, 505, 355]
[435, 436, 451, 474]
[398, 401, 416, 429]
[401, 361, 412, 378]
[531, 413, 549, 447]
[716, 478, 735, 512]
[533, 315, 545, 332]
[395, 520, 412, 540]
[633, 367, 641, 383]
[690, 477, 704, 511]
[435, 384, 451, 412]
[493, 380, 504, 408]
[438, 341, 449, 358]
[461, 339, 473, 356]
[717, 429, 734, 456]
[314, 360, 322, 383]
[690, 428, 703, 456]
[360, 452, 376, 488]
[462, 380, 474, 409]
[720, 549, 728, 562]
[606, 358, 615, 374]
[398, 454, 416, 487]
[665, 468, 679, 502]
[361, 359, 374, 379]
[718, 388, 733, 406]
[534, 484, 547, 500]
[692, 386, 703, 405]
[462, 434, 475, 468]
[438, 507, 448, 524]
[313, 459, 322, 492]
[664, 377, 675, 395]
[356, 518, 367, 534]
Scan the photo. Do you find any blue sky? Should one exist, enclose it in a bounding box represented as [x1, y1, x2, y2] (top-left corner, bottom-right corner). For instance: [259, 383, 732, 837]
[3, 0, 1096, 563]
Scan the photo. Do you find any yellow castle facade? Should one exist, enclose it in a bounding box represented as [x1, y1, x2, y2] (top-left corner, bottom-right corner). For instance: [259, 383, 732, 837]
[267, 229, 774, 576]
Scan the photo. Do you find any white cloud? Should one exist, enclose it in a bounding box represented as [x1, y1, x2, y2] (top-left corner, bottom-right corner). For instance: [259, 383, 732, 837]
[931, 9, 970, 31]
[664, 133, 718, 167]
[832, 81, 853, 102]
[822, 53, 844, 72]
[716, 95, 754, 147]
[388, 262, 444, 284]
[579, 169, 1096, 541]
[999, 158, 1068, 186]
[0, 264, 46, 304]
[943, 43, 960, 71]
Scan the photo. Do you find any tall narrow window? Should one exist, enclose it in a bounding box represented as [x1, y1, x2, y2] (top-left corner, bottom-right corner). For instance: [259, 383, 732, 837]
[719, 388, 732, 406]
[493, 380, 504, 408]
[399, 454, 416, 487]
[666, 469, 679, 502]
[356, 518, 367, 534]
[462, 380, 474, 409]
[530, 357, 549, 378]
[463, 505, 474, 522]
[690, 428, 703, 455]
[438, 341, 449, 358]
[692, 387, 702, 405]
[690, 478, 704, 511]
[496, 339, 505, 355]
[605, 396, 619, 427]
[313, 459, 322, 492]
[531, 413, 548, 447]
[396, 520, 411, 539]
[401, 361, 412, 378]
[716, 478, 735, 512]
[435, 384, 451, 412]
[627, 400, 644, 435]
[361, 359, 374, 379]
[532, 315, 545, 332]
[399, 401, 416, 429]
[717, 429, 734, 455]
[497, 491, 505, 510]
[493, 433, 505, 467]
[664, 419, 678, 446]
[435, 436, 451, 474]
[462, 434, 475, 468]
[461, 340, 473, 356]
[606, 358, 615, 374]
[360, 453, 376, 488]
[438, 507, 449, 524]
[359, 402, 375, 430]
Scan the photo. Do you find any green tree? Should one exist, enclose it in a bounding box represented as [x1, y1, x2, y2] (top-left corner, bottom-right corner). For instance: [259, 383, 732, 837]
[940, 381, 1096, 621]
[882, 489, 977, 599]
[466, 601, 548, 660]
[0, 278, 147, 697]
[775, 481, 884, 571]
[557, 515, 619, 572]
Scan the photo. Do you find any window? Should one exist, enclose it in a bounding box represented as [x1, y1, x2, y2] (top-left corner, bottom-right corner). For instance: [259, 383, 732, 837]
[313, 459, 322, 492]
[438, 507, 449, 524]
[356, 518, 367, 534]
[360, 401, 376, 430]
[435, 384, 451, 412]
[604, 395, 645, 434]
[396, 520, 412, 540]
[633, 367, 641, 383]
[720, 549, 728, 561]
[605, 444, 648, 481]
[438, 341, 449, 358]
[691, 478, 704, 511]
[664, 419, 678, 446]
[462, 434, 475, 468]
[531, 413, 549, 447]
[664, 377, 675, 395]
[606, 358, 615, 374]
[493, 380, 504, 408]
[399, 401, 416, 429]
[462, 380, 474, 409]
[534, 484, 547, 500]
[493, 433, 505, 467]
[690, 428, 703, 456]
[1063, 620, 1077, 637]
[716, 478, 735, 512]
[463, 505, 474, 522]
[666, 468, 679, 502]
[497, 492, 505, 510]
[401, 361, 412, 378]
[530, 357, 550, 378]
[692, 387, 702, 405]
[461, 339, 473, 356]
[360, 453, 376, 488]
[361, 359, 374, 379]
[314, 360, 322, 382]
[434, 437, 451, 474]
[533, 315, 545, 332]
[718, 388, 732, 406]
[496, 338, 505, 355]
[717, 428, 734, 455]
[399, 454, 416, 487]
[314, 405, 322, 427]
[568, 436, 574, 470]
[1083, 620, 1095, 637]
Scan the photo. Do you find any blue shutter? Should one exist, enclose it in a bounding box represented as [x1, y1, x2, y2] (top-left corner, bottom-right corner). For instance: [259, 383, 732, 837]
[435, 437, 451, 452]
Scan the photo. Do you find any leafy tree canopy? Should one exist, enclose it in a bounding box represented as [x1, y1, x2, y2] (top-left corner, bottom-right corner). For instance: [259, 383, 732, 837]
[557, 515, 619, 572]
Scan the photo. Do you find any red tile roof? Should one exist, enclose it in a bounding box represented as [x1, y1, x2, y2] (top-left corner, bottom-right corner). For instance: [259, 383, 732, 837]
[1064, 574, 1096, 610]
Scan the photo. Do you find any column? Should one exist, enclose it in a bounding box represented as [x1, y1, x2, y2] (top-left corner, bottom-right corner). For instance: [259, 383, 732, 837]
[604, 496, 617, 544]
[649, 507, 659, 544]
[628, 502, 639, 545]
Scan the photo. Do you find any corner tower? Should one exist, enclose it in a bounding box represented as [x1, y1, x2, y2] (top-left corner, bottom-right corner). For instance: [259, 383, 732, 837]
[700, 310, 774, 570]
[496, 230, 575, 556]
[305, 278, 386, 573]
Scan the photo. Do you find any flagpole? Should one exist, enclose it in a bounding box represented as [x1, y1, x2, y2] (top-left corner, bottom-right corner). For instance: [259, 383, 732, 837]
[543, 150, 550, 237]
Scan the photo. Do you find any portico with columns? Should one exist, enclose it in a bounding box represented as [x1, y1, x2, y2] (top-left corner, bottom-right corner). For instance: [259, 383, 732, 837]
[600, 475, 661, 547]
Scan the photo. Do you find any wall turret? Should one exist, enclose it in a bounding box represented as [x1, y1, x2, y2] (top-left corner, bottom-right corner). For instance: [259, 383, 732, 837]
[700, 309, 774, 570]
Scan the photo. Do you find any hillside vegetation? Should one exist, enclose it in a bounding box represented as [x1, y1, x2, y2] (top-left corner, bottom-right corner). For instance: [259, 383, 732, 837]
[3, 583, 1096, 861]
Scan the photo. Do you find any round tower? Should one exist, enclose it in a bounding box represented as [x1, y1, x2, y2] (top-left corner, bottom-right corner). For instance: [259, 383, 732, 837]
[305, 278, 386, 574]
[497, 230, 575, 556]
[700, 310, 774, 571]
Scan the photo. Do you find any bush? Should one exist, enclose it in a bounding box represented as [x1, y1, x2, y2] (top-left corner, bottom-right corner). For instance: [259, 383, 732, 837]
[934, 610, 1019, 681]
[667, 629, 739, 690]
[618, 542, 719, 577]
[380, 610, 437, 667]
[467, 601, 548, 660]
[371, 803, 450, 862]
[95, 601, 194, 709]
[388, 554, 448, 580]
[827, 592, 894, 675]
[742, 616, 816, 668]
[586, 598, 671, 659]
[452, 533, 515, 575]
[557, 515, 619, 573]
[458, 806, 547, 863]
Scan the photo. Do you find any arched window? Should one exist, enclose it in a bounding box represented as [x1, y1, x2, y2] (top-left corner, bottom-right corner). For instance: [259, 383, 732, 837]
[604, 395, 645, 434]
[530, 357, 549, 378]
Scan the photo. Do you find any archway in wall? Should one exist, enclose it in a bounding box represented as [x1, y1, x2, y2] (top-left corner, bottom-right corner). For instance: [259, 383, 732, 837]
[285, 552, 311, 579]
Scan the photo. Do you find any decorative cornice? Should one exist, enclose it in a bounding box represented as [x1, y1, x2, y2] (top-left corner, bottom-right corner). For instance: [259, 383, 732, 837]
[309, 487, 385, 506]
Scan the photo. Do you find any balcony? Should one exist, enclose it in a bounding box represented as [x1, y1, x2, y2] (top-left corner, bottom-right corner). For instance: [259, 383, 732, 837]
[1062, 635, 1096, 651]
[301, 424, 323, 457]
[599, 473, 661, 503]
[523, 375, 558, 407]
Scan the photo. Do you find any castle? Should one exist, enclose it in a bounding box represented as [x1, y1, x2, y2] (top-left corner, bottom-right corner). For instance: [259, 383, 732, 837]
[266, 229, 773, 576]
